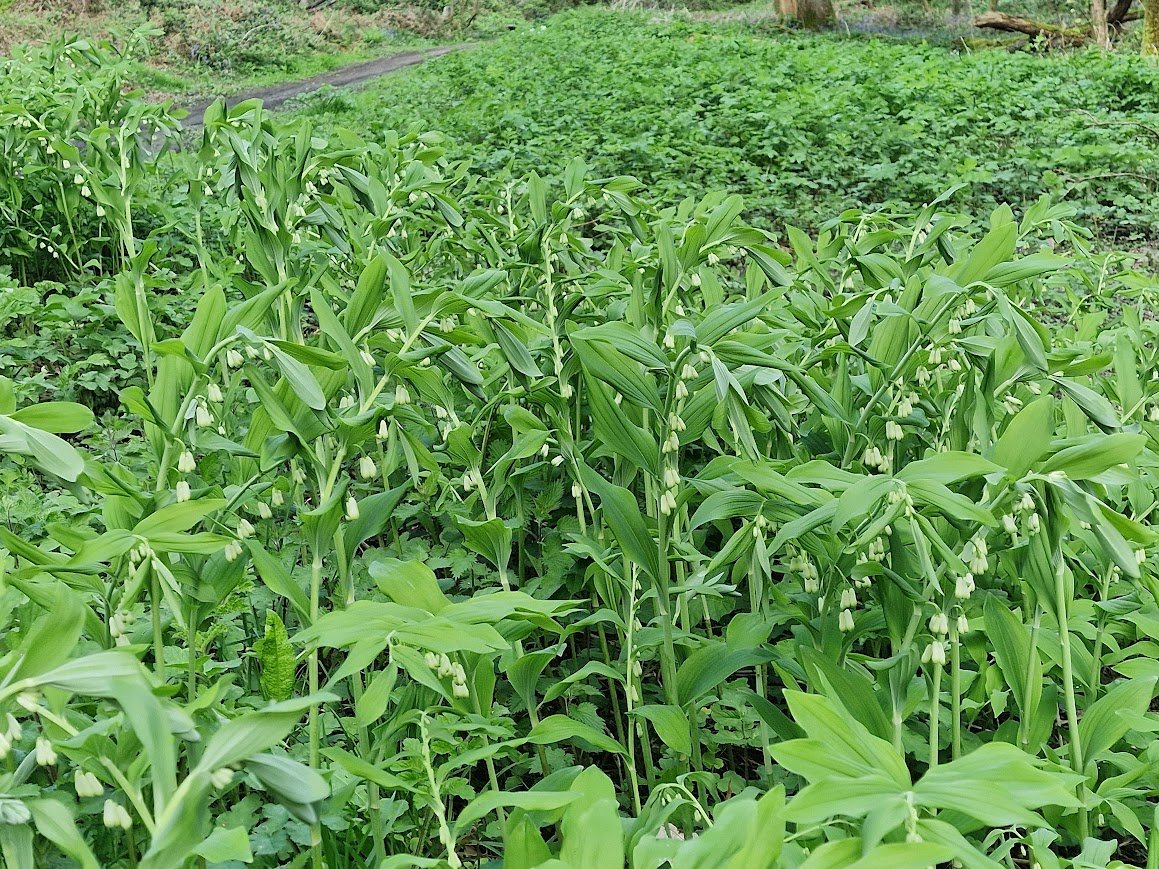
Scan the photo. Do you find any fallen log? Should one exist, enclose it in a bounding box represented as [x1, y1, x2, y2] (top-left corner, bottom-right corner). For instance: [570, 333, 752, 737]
[972, 11, 1090, 44]
[973, 0, 1135, 44]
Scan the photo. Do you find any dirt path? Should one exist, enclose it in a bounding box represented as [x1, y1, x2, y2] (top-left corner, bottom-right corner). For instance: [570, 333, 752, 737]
[176, 44, 472, 126]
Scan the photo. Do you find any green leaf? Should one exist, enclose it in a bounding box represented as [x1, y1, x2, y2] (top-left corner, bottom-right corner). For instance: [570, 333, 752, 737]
[267, 345, 327, 411]
[193, 695, 336, 774]
[676, 645, 768, 707]
[689, 489, 765, 529]
[133, 499, 226, 537]
[1077, 676, 1157, 763]
[8, 402, 94, 433]
[572, 329, 661, 411]
[1055, 377, 1120, 430]
[774, 691, 910, 787]
[191, 827, 253, 864]
[952, 211, 1015, 285]
[632, 704, 691, 754]
[896, 451, 1000, 486]
[847, 843, 956, 869]
[454, 516, 513, 571]
[579, 465, 659, 583]
[784, 776, 903, 824]
[584, 377, 659, 476]
[453, 790, 580, 838]
[0, 415, 85, 481]
[984, 596, 1042, 740]
[258, 611, 295, 701]
[1041, 432, 1146, 481]
[353, 663, 398, 727]
[506, 648, 559, 713]
[559, 767, 624, 869]
[27, 799, 100, 869]
[914, 742, 1081, 826]
[246, 540, 311, 624]
[370, 559, 449, 614]
[526, 715, 626, 756]
[504, 810, 553, 869]
[990, 395, 1054, 478]
[905, 479, 995, 525]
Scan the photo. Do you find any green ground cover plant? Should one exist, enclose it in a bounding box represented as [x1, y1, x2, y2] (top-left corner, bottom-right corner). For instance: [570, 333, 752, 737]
[0, 0, 486, 104]
[292, 9, 1159, 246]
[2, 14, 1159, 869]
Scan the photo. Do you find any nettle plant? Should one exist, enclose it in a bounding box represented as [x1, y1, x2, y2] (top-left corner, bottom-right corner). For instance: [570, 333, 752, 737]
[2, 99, 1159, 867]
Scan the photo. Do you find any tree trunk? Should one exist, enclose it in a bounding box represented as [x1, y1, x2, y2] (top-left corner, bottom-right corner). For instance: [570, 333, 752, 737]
[779, 0, 800, 18]
[1107, 0, 1134, 26]
[1144, 0, 1159, 52]
[1091, 0, 1111, 46]
[797, 0, 834, 27]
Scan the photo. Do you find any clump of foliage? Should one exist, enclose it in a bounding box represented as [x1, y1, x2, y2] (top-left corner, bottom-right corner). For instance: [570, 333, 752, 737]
[3, 16, 1159, 869]
[293, 9, 1159, 245]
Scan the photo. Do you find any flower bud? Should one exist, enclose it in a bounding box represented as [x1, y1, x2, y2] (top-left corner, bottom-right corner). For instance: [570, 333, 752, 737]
[103, 800, 132, 830]
[236, 519, 255, 539]
[1027, 512, 1041, 535]
[175, 481, 192, 503]
[929, 612, 949, 635]
[452, 681, 470, 699]
[195, 402, 213, 427]
[345, 496, 360, 521]
[955, 573, 975, 600]
[930, 642, 946, 666]
[75, 770, 102, 798]
[394, 383, 411, 406]
[224, 541, 243, 562]
[206, 383, 223, 403]
[210, 767, 234, 790]
[177, 450, 196, 474]
[956, 614, 970, 635]
[359, 456, 378, 479]
[838, 609, 855, 633]
[840, 588, 857, 609]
